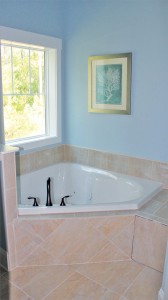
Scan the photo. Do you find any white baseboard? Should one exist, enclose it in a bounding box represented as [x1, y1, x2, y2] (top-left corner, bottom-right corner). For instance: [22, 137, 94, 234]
[158, 241, 168, 300]
[158, 288, 164, 300]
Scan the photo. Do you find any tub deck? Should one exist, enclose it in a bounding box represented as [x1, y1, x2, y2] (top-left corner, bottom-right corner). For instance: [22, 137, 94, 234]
[18, 189, 168, 226]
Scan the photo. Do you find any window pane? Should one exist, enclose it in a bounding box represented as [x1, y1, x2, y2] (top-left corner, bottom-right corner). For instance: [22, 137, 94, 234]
[3, 95, 45, 141]
[1, 45, 12, 94]
[12, 47, 29, 94]
[30, 50, 44, 94]
[2, 42, 47, 143]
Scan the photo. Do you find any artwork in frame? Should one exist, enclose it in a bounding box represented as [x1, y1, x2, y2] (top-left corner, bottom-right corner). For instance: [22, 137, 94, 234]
[88, 53, 132, 114]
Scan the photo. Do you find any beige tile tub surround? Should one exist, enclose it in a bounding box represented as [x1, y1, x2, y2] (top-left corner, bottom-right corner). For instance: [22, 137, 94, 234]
[1, 145, 168, 273]
[132, 216, 168, 272]
[17, 144, 168, 189]
[0, 151, 18, 270]
[63, 145, 168, 188]
[16, 144, 64, 175]
[0, 146, 167, 299]
[136, 190, 168, 230]
[14, 215, 135, 267]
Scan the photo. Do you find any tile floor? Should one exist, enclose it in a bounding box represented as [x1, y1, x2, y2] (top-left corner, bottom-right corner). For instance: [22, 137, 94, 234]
[0, 260, 162, 300]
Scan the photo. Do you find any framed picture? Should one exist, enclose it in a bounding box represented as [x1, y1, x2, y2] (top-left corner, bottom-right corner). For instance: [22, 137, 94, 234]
[88, 53, 132, 114]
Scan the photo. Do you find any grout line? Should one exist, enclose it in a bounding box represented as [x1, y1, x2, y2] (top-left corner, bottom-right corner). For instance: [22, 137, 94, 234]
[130, 215, 137, 260]
[16, 257, 133, 269]
[75, 260, 146, 296]
[4, 277, 33, 300]
[120, 265, 147, 298]
[41, 270, 76, 300]
[88, 240, 110, 262]
[131, 257, 163, 274]
[75, 269, 121, 298]
[12, 220, 18, 268]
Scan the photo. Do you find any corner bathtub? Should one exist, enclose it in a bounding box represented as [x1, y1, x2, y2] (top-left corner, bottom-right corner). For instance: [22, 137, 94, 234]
[17, 163, 162, 216]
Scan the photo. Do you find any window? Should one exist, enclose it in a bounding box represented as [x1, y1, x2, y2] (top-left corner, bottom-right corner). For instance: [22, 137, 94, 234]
[2, 42, 45, 141]
[0, 27, 62, 151]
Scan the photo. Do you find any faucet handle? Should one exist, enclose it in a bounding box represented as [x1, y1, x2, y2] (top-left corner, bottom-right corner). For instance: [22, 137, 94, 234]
[28, 197, 39, 206]
[60, 195, 71, 206]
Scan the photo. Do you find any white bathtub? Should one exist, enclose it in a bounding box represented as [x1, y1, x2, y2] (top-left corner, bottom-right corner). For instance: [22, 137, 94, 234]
[17, 163, 162, 215]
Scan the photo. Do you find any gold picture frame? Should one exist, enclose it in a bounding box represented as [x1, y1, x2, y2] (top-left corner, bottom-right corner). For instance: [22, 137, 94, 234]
[88, 53, 132, 114]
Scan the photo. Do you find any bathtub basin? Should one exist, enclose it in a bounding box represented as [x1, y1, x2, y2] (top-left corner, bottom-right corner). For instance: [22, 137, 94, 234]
[17, 163, 162, 215]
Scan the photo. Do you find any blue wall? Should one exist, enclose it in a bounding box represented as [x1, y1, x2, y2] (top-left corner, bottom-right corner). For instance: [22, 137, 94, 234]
[0, 0, 66, 146]
[63, 0, 168, 162]
[0, 0, 64, 38]
[0, 0, 168, 162]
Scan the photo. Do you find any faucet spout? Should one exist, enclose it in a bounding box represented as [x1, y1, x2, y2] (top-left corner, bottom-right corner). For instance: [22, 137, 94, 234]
[46, 177, 52, 206]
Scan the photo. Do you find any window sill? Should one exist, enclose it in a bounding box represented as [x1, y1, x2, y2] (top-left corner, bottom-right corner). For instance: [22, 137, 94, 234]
[7, 136, 62, 154]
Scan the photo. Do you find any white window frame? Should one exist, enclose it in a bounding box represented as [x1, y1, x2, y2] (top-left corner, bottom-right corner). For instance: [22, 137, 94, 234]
[0, 26, 62, 151]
